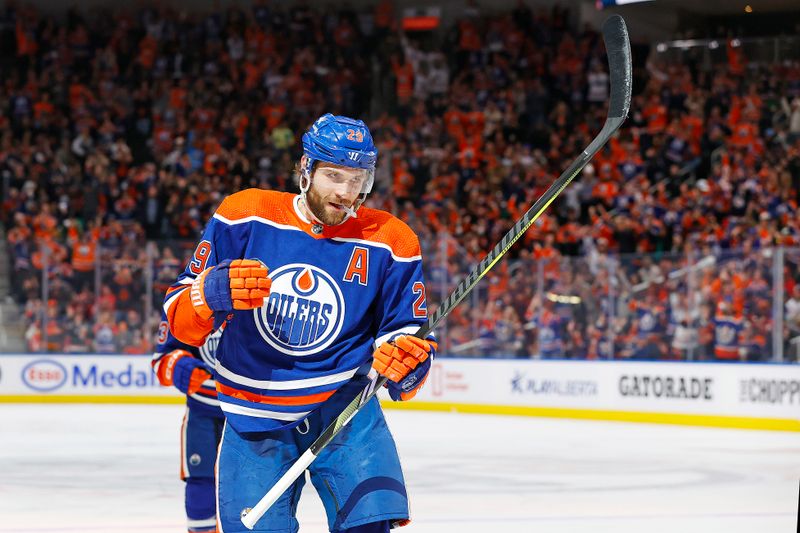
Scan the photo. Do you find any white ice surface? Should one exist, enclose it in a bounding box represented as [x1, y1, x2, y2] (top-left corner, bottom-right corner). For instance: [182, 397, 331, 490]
[0, 404, 797, 533]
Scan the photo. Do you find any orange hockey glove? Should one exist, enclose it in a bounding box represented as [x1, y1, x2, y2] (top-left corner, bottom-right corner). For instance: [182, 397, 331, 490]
[191, 258, 271, 320]
[155, 349, 212, 396]
[372, 335, 436, 401]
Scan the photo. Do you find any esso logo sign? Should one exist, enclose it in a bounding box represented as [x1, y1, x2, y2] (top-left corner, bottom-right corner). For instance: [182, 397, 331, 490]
[22, 359, 67, 392]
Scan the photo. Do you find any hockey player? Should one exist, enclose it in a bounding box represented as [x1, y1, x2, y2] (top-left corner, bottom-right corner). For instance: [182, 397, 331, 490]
[162, 114, 435, 532]
[152, 315, 225, 533]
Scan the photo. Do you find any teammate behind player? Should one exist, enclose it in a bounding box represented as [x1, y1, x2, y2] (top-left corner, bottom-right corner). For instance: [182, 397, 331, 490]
[162, 114, 435, 532]
[153, 315, 225, 533]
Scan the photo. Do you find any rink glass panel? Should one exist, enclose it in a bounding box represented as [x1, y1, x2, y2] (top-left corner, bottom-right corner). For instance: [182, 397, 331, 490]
[0, 238, 793, 362]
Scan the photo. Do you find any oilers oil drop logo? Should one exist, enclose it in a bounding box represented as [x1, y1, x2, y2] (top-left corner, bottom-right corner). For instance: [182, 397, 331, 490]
[254, 264, 345, 356]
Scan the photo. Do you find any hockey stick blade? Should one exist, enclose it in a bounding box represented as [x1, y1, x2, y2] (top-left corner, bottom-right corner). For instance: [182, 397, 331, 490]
[241, 14, 632, 530]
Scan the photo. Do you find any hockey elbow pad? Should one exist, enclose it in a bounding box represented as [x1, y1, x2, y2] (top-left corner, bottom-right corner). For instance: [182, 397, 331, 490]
[156, 349, 212, 396]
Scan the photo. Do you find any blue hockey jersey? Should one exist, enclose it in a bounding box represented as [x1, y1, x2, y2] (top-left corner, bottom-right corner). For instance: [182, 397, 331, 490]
[163, 189, 430, 433]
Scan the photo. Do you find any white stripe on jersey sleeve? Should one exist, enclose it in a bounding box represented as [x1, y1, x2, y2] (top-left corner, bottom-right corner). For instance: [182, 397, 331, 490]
[163, 284, 189, 316]
[216, 362, 359, 391]
[374, 325, 428, 349]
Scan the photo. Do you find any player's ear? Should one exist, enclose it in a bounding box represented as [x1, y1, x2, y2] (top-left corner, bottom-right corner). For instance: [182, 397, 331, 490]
[298, 155, 312, 192]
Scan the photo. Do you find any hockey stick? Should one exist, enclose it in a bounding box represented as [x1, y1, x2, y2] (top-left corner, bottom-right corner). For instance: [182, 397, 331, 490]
[241, 14, 632, 529]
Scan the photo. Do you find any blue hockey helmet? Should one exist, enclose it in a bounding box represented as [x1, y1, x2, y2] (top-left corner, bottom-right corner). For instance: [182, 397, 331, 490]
[300, 114, 378, 197]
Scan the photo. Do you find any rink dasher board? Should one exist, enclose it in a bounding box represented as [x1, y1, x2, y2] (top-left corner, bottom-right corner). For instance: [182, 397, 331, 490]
[0, 354, 182, 402]
[381, 358, 800, 432]
[0, 354, 798, 431]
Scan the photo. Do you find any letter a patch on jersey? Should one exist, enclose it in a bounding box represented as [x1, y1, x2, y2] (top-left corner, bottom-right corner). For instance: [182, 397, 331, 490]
[343, 246, 369, 286]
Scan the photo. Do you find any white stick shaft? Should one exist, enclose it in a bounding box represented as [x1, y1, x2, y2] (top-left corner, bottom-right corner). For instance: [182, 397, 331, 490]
[240, 448, 316, 530]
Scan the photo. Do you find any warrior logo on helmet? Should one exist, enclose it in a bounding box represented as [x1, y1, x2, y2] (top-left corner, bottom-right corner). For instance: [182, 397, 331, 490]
[253, 263, 345, 356]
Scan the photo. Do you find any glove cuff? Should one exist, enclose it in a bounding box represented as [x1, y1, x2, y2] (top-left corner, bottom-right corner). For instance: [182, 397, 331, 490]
[387, 358, 431, 401]
[190, 267, 214, 320]
[156, 349, 191, 387]
[157, 350, 209, 395]
[392, 374, 429, 401]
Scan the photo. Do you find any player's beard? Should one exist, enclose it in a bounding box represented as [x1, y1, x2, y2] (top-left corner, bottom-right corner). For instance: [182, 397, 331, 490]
[305, 186, 352, 226]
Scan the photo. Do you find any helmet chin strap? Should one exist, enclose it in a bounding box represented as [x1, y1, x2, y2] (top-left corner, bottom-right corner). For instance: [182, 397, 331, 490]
[299, 165, 359, 226]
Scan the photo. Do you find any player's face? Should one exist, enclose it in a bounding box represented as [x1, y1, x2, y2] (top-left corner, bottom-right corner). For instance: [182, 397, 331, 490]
[307, 162, 367, 225]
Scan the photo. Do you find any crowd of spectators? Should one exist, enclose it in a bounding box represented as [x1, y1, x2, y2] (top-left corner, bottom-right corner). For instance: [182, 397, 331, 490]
[1, 1, 800, 361]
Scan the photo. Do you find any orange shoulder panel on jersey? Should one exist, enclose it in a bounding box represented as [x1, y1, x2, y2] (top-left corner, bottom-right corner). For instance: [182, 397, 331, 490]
[166, 287, 215, 346]
[349, 207, 422, 259]
[214, 188, 296, 226]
